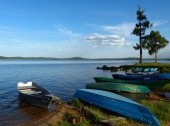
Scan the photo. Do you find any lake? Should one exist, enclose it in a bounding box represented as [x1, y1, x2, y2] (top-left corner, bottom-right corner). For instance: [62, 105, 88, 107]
[0, 59, 169, 125]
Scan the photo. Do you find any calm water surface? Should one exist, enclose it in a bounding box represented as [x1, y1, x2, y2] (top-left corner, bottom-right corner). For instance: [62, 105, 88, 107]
[0, 59, 169, 125]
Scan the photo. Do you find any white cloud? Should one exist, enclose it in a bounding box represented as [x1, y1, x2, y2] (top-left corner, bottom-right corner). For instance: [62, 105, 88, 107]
[153, 20, 168, 27]
[101, 22, 135, 37]
[84, 23, 135, 47]
[85, 33, 130, 46]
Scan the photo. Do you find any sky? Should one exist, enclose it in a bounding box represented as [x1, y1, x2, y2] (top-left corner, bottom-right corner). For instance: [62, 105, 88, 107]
[0, 0, 170, 59]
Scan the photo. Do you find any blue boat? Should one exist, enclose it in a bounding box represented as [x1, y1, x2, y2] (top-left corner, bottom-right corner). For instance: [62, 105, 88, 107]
[74, 89, 160, 126]
[112, 73, 159, 81]
[157, 73, 170, 80]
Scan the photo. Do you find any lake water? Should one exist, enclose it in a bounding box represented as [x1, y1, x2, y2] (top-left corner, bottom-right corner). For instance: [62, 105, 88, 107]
[0, 59, 169, 125]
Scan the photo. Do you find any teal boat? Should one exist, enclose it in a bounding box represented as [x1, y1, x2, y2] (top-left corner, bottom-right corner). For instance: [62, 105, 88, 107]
[74, 89, 160, 126]
[86, 82, 151, 93]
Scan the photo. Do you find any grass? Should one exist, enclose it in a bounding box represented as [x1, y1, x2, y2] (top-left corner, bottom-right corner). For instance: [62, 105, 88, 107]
[48, 119, 90, 126]
[49, 111, 90, 126]
[57, 121, 72, 126]
[47, 98, 170, 126]
[84, 105, 104, 124]
[135, 62, 170, 67]
[47, 121, 59, 126]
[70, 97, 170, 126]
[57, 120, 90, 126]
[71, 98, 84, 108]
[70, 99, 143, 126]
[71, 99, 103, 124]
[160, 82, 170, 91]
[141, 100, 170, 126]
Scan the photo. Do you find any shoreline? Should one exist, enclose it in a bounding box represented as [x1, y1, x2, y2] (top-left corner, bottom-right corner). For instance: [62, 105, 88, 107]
[18, 91, 170, 126]
[10, 63, 170, 125]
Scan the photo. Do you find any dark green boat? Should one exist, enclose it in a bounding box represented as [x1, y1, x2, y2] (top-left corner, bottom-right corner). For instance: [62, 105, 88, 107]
[94, 76, 169, 89]
[86, 82, 151, 93]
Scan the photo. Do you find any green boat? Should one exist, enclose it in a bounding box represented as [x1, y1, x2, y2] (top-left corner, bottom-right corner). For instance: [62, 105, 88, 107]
[94, 76, 169, 89]
[86, 82, 151, 93]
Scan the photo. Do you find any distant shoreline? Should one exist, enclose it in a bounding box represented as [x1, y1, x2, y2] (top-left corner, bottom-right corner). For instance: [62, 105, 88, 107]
[0, 56, 169, 60]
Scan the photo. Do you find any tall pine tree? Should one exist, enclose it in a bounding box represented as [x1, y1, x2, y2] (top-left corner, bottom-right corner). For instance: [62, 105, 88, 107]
[132, 6, 152, 63]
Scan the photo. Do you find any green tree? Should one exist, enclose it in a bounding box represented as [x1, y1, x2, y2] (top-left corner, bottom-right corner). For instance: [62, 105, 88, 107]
[132, 6, 152, 63]
[143, 30, 169, 63]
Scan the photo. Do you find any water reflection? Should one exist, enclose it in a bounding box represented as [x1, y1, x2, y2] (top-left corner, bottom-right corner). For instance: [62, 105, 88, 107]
[0, 100, 50, 126]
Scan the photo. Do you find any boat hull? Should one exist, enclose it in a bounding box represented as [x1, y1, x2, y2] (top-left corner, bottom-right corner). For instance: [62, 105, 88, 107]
[112, 74, 159, 81]
[18, 92, 53, 108]
[94, 76, 155, 83]
[86, 82, 151, 93]
[94, 77, 170, 89]
[74, 89, 160, 126]
[157, 73, 170, 79]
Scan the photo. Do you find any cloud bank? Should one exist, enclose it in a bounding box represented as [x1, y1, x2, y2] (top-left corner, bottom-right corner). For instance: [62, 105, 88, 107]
[101, 23, 134, 37]
[84, 23, 134, 47]
[85, 33, 129, 46]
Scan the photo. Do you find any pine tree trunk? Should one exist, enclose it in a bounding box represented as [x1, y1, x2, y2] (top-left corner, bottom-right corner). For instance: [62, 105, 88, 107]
[139, 28, 142, 63]
[155, 51, 157, 63]
[154, 42, 157, 63]
[140, 46, 142, 63]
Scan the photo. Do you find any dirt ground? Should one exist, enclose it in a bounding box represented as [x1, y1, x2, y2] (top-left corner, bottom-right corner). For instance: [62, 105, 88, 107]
[18, 101, 82, 126]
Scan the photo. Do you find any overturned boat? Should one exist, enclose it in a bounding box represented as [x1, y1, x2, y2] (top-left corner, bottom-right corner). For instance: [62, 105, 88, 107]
[94, 76, 155, 83]
[86, 82, 151, 93]
[74, 89, 160, 126]
[17, 82, 54, 108]
[112, 73, 159, 81]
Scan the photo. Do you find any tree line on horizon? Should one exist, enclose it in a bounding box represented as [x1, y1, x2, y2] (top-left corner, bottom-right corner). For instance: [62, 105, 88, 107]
[132, 6, 169, 63]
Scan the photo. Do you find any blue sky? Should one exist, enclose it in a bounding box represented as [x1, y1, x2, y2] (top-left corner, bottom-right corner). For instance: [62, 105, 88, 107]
[0, 0, 170, 58]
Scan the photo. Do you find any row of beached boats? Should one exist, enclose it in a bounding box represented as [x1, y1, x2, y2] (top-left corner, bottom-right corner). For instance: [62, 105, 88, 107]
[16, 69, 170, 126]
[90, 72, 170, 93]
[74, 70, 170, 126]
[16, 82, 160, 125]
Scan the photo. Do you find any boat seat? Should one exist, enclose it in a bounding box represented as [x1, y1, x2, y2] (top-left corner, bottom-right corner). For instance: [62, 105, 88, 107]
[19, 86, 36, 90]
[20, 89, 42, 94]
